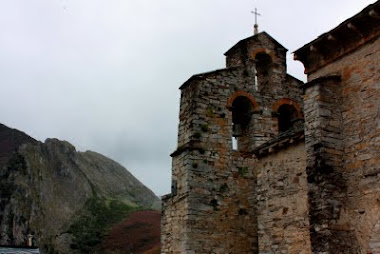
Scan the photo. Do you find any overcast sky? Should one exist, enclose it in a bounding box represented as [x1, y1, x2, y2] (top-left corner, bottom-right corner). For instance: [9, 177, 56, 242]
[0, 0, 376, 196]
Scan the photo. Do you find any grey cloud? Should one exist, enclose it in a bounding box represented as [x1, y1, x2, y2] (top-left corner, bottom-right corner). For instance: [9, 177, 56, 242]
[0, 0, 375, 195]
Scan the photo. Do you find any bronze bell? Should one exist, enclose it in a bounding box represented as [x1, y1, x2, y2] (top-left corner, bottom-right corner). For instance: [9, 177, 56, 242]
[233, 124, 242, 137]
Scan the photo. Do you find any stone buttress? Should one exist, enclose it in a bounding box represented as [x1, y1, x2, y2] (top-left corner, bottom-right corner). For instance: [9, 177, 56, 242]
[294, 2, 380, 253]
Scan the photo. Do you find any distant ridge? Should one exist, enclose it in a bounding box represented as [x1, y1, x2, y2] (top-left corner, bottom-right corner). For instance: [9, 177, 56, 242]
[0, 123, 160, 253]
[0, 123, 36, 165]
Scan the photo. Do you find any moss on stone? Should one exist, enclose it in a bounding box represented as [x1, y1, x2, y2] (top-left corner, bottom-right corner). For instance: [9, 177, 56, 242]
[200, 124, 209, 132]
[238, 167, 249, 177]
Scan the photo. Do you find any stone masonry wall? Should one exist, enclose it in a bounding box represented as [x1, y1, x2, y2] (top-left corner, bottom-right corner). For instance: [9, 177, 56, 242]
[303, 76, 347, 252]
[305, 36, 380, 253]
[161, 195, 188, 253]
[163, 68, 260, 253]
[256, 142, 311, 254]
[161, 152, 191, 253]
[185, 151, 258, 253]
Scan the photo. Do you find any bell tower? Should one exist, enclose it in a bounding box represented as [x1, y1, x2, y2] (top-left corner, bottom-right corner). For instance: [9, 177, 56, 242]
[162, 30, 304, 253]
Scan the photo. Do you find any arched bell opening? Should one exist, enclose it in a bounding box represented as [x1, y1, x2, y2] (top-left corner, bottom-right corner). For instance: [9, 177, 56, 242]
[231, 96, 253, 151]
[254, 52, 273, 91]
[277, 104, 298, 132]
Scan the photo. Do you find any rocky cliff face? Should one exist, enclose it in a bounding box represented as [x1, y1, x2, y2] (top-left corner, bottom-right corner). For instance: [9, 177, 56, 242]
[0, 124, 160, 253]
[0, 124, 37, 166]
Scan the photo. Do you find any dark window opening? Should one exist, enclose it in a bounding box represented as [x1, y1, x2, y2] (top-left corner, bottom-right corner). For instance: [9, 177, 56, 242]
[171, 179, 177, 196]
[232, 96, 253, 151]
[254, 52, 272, 91]
[277, 104, 298, 132]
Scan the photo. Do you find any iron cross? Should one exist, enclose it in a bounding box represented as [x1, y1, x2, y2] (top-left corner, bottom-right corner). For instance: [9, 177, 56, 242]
[251, 8, 261, 25]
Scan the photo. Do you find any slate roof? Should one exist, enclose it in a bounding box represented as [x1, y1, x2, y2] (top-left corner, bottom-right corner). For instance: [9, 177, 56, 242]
[0, 247, 39, 254]
[253, 120, 305, 157]
[294, 1, 380, 73]
[224, 31, 288, 56]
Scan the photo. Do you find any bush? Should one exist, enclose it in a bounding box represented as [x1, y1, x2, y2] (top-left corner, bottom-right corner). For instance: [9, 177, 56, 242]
[68, 197, 139, 253]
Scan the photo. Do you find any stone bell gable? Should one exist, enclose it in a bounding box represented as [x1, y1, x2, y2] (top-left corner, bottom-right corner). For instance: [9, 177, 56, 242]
[176, 31, 304, 153]
[161, 29, 305, 253]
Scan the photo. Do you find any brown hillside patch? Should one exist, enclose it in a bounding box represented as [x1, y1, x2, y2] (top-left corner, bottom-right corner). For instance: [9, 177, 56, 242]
[100, 210, 161, 254]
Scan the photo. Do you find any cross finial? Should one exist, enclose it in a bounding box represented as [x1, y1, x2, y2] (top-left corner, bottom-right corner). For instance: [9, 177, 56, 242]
[251, 8, 261, 35]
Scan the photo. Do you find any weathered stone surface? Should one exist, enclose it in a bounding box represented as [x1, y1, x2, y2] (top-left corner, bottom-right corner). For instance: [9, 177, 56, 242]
[162, 32, 305, 254]
[296, 2, 380, 253]
[256, 143, 311, 254]
[163, 2, 379, 253]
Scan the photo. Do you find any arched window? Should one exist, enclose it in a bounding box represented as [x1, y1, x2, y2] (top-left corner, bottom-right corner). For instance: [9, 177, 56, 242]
[277, 104, 298, 132]
[232, 96, 253, 151]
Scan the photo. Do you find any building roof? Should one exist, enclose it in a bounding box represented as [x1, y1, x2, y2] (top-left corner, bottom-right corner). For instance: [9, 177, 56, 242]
[179, 31, 290, 90]
[253, 120, 305, 158]
[294, 1, 380, 74]
[0, 247, 39, 254]
[179, 66, 239, 90]
[224, 31, 288, 56]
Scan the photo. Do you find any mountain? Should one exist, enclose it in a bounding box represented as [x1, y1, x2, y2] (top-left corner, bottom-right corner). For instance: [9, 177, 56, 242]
[0, 124, 37, 166]
[0, 123, 160, 253]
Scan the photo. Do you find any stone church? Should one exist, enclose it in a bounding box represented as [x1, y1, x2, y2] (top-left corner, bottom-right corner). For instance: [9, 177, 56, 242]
[162, 1, 380, 253]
